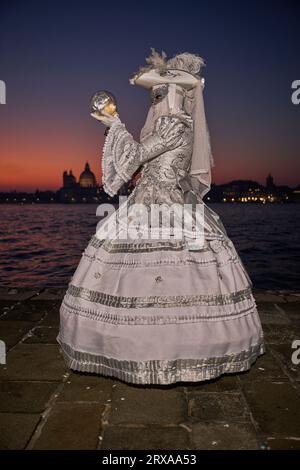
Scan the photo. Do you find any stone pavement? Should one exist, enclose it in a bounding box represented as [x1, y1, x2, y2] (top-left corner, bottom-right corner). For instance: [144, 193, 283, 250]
[0, 287, 300, 450]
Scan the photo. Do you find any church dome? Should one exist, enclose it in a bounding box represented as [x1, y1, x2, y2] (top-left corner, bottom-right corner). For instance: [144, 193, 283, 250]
[79, 162, 96, 188]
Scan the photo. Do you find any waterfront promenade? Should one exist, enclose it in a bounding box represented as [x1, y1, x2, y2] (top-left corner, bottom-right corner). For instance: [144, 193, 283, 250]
[0, 287, 300, 450]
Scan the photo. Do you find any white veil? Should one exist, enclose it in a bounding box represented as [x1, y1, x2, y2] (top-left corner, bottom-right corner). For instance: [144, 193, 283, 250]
[183, 78, 214, 198]
[139, 79, 214, 199]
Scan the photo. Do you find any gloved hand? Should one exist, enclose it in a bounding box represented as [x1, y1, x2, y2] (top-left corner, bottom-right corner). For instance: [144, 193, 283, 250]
[90, 110, 120, 127]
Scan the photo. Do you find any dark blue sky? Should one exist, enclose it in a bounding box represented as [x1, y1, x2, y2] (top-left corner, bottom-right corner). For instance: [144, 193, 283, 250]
[0, 0, 299, 190]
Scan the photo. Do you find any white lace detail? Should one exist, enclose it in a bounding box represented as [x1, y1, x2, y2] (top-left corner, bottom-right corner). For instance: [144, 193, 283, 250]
[102, 114, 193, 197]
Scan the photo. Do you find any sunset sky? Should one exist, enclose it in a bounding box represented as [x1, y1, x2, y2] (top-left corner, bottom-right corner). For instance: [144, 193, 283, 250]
[0, 0, 299, 191]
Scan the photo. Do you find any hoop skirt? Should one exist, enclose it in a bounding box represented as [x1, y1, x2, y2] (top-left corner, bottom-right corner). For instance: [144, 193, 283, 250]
[57, 114, 265, 384]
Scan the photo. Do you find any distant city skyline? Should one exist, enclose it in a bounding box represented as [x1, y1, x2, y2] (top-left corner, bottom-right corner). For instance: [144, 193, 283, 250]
[0, 159, 298, 193]
[1, 163, 299, 205]
[0, 0, 299, 191]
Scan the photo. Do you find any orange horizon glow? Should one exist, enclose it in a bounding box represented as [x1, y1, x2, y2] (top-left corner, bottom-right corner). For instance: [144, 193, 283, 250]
[0, 158, 297, 192]
[0, 155, 298, 192]
[0, 121, 299, 192]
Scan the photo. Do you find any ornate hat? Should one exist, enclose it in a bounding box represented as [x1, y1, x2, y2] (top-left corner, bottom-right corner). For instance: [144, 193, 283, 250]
[129, 48, 205, 90]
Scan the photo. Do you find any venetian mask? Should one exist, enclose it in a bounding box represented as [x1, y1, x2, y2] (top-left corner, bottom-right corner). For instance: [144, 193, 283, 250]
[150, 84, 169, 105]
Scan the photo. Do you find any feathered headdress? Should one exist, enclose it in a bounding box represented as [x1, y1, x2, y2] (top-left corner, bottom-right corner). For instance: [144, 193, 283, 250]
[130, 48, 205, 83]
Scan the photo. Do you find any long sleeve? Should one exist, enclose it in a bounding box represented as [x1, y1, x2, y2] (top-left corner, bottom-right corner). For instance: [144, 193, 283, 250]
[101, 114, 192, 197]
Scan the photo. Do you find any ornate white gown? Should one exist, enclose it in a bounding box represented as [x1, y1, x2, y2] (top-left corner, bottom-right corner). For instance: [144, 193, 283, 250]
[57, 113, 265, 385]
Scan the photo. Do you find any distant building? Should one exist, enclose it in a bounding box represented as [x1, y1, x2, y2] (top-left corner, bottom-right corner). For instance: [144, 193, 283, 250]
[209, 174, 294, 203]
[79, 162, 97, 188]
[63, 170, 77, 189]
[57, 161, 132, 203]
[220, 180, 264, 202]
[266, 173, 275, 189]
[58, 161, 99, 202]
[292, 185, 300, 203]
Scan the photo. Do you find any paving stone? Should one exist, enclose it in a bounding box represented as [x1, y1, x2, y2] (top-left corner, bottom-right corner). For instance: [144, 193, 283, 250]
[284, 294, 300, 302]
[58, 372, 114, 402]
[0, 288, 39, 301]
[32, 403, 103, 449]
[110, 386, 187, 425]
[0, 412, 41, 449]
[185, 375, 240, 393]
[101, 425, 190, 450]
[0, 344, 67, 381]
[266, 437, 300, 450]
[40, 315, 60, 327]
[187, 392, 249, 422]
[264, 324, 300, 345]
[190, 422, 259, 450]
[0, 381, 58, 413]
[23, 326, 59, 344]
[188, 393, 223, 421]
[279, 302, 300, 322]
[39, 305, 61, 327]
[238, 349, 288, 383]
[253, 293, 285, 303]
[269, 343, 300, 381]
[0, 300, 19, 317]
[0, 300, 55, 322]
[32, 289, 65, 300]
[257, 302, 291, 325]
[243, 380, 300, 436]
[0, 320, 34, 350]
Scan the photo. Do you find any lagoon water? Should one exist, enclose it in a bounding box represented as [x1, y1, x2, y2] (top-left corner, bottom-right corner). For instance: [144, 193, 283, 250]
[0, 203, 299, 291]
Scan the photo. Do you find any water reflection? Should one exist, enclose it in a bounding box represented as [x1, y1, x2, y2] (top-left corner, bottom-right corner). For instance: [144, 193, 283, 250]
[0, 203, 299, 290]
